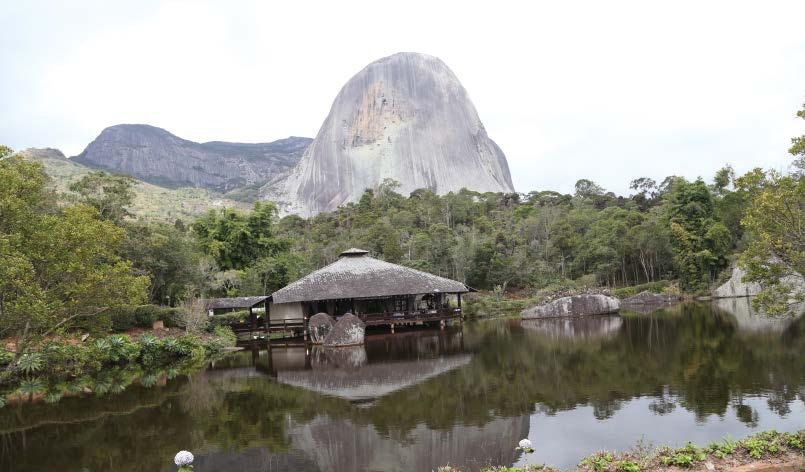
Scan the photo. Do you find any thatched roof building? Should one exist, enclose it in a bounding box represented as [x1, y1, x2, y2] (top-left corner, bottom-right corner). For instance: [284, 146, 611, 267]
[272, 248, 471, 303]
[203, 296, 270, 311]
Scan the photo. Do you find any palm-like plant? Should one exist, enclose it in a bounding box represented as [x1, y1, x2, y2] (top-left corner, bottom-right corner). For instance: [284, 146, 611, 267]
[16, 352, 44, 375]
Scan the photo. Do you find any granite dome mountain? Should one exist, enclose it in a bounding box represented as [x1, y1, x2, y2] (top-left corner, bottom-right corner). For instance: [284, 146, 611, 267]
[67, 52, 514, 215]
[263, 52, 514, 216]
[73, 124, 311, 193]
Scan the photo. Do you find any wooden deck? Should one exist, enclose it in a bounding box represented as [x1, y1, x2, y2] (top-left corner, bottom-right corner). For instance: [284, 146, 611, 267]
[359, 308, 462, 326]
[227, 309, 462, 335]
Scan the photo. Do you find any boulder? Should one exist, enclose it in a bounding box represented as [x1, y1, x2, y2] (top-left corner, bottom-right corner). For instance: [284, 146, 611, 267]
[308, 312, 335, 344]
[323, 314, 365, 347]
[521, 294, 620, 319]
[713, 266, 762, 298]
[622, 291, 681, 305]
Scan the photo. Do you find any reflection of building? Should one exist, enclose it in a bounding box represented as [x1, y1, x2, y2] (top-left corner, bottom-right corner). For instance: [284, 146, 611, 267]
[221, 327, 473, 402]
[277, 351, 472, 401]
[520, 315, 623, 340]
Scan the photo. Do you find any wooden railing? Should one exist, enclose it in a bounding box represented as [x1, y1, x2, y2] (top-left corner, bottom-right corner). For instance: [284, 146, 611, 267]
[358, 308, 461, 326]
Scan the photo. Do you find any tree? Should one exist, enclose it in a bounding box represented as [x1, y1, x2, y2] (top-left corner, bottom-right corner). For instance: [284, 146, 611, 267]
[123, 222, 204, 304]
[665, 178, 730, 291]
[0, 155, 148, 375]
[69, 171, 135, 224]
[192, 202, 290, 270]
[737, 169, 805, 314]
[789, 103, 805, 173]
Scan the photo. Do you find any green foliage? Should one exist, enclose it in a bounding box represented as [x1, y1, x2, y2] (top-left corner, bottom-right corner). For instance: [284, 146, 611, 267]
[580, 452, 614, 471]
[192, 202, 290, 271]
[16, 352, 44, 375]
[0, 155, 149, 365]
[612, 281, 672, 298]
[665, 178, 731, 291]
[68, 171, 135, 224]
[615, 461, 640, 472]
[108, 305, 178, 332]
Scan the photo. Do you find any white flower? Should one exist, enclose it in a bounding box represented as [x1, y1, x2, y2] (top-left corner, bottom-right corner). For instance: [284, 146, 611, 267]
[518, 439, 533, 450]
[174, 451, 194, 466]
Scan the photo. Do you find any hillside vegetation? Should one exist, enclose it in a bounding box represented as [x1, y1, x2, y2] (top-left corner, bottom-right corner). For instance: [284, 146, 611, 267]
[19, 148, 250, 220]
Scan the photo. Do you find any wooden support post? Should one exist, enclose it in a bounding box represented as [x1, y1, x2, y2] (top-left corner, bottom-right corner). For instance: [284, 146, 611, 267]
[265, 300, 270, 332]
[249, 307, 256, 336]
[457, 293, 463, 324]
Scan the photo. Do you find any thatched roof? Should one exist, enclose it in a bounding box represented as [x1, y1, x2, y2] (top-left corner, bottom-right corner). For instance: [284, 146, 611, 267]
[271, 248, 471, 304]
[203, 296, 269, 310]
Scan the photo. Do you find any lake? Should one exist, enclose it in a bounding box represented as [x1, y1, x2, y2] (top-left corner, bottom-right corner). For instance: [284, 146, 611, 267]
[2, 299, 805, 471]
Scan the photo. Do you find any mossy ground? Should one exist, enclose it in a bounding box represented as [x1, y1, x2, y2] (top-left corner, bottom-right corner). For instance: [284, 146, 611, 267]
[438, 429, 805, 472]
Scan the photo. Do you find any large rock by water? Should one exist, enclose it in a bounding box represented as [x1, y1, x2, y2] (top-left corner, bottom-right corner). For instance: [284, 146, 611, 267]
[521, 294, 620, 319]
[323, 314, 366, 347]
[308, 313, 335, 344]
[713, 266, 762, 298]
[263, 52, 515, 216]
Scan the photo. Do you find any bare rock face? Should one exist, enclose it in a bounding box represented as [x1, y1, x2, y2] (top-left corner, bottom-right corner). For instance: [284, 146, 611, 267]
[323, 314, 366, 347]
[264, 52, 515, 215]
[521, 294, 620, 319]
[308, 313, 335, 344]
[73, 124, 311, 192]
[713, 266, 762, 298]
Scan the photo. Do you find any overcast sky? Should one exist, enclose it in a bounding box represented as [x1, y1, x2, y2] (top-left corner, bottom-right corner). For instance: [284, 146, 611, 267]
[3, 0, 805, 195]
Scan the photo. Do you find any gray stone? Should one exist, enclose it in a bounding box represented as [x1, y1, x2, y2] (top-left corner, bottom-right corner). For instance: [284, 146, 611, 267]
[72, 124, 310, 192]
[308, 313, 335, 344]
[521, 294, 620, 319]
[323, 314, 366, 347]
[622, 291, 681, 305]
[713, 266, 762, 298]
[263, 52, 515, 216]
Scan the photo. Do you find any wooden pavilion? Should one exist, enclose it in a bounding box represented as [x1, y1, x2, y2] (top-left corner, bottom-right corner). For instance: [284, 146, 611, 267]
[269, 248, 473, 332]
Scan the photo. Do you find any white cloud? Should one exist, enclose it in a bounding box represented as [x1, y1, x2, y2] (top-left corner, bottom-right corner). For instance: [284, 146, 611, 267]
[2, 0, 804, 194]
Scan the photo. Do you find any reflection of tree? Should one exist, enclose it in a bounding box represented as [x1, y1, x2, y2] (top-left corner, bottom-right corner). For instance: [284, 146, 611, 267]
[4, 303, 805, 472]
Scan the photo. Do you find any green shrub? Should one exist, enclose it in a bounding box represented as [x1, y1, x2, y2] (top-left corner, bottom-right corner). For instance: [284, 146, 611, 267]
[109, 307, 138, 331]
[209, 310, 250, 326]
[613, 281, 672, 298]
[157, 306, 183, 328]
[206, 326, 237, 354]
[580, 452, 613, 472]
[0, 350, 13, 366]
[616, 461, 640, 472]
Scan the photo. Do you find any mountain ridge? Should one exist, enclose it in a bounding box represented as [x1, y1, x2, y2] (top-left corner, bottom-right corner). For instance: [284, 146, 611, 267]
[73, 124, 311, 192]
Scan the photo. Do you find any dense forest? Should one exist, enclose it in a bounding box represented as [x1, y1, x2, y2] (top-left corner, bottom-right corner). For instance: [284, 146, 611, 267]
[1, 104, 803, 358]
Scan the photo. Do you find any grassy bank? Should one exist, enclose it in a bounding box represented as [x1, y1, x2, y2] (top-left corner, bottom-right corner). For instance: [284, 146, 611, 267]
[438, 429, 805, 472]
[0, 326, 236, 408]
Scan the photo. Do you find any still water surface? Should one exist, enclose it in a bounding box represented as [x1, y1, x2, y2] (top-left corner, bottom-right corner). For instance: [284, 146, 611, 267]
[2, 299, 805, 471]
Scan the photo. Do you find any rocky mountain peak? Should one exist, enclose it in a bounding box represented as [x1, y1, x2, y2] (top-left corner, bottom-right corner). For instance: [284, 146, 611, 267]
[264, 52, 515, 216]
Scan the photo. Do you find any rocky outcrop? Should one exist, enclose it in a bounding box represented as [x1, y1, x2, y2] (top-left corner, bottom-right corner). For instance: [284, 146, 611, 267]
[713, 266, 762, 298]
[713, 263, 805, 301]
[73, 124, 311, 192]
[521, 294, 620, 319]
[323, 314, 365, 347]
[622, 291, 681, 305]
[264, 52, 515, 216]
[308, 313, 335, 344]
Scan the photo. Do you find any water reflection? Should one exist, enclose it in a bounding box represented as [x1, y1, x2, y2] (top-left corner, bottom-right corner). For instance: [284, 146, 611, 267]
[521, 315, 623, 339]
[3, 303, 805, 471]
